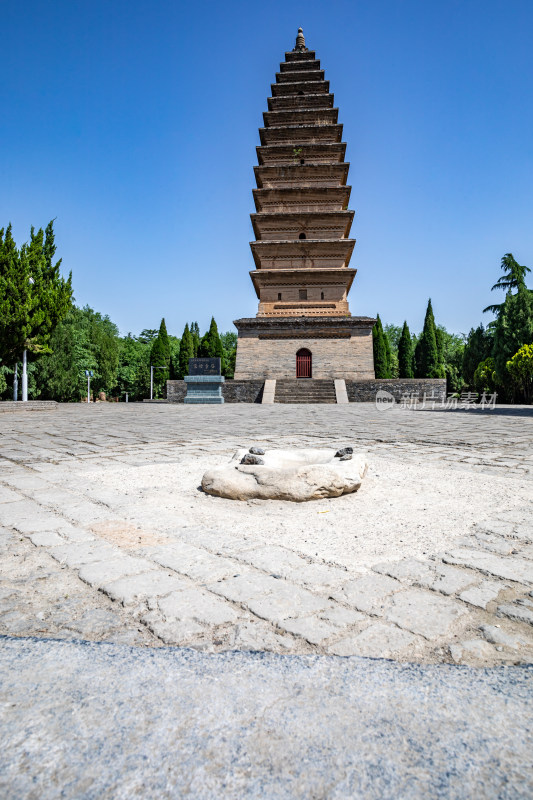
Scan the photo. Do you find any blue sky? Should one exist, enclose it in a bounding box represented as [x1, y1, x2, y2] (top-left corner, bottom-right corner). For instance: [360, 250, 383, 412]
[2, 0, 532, 338]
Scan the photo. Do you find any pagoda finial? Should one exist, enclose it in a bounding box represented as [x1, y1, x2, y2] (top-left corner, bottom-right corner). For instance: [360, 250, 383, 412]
[293, 27, 307, 52]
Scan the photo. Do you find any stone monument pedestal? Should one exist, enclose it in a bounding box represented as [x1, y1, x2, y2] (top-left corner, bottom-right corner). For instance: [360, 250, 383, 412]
[184, 375, 225, 404]
[183, 358, 225, 404]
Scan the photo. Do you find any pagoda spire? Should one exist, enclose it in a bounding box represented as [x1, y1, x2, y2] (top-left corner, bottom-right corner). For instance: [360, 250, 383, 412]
[293, 27, 307, 52]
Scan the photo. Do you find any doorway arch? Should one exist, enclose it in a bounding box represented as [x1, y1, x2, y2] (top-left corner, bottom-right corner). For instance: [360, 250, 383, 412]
[296, 348, 312, 378]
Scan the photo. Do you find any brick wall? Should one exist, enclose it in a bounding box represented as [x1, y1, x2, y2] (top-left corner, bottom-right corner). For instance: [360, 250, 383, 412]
[234, 333, 375, 380]
[346, 379, 447, 402]
[167, 378, 446, 403]
[166, 381, 264, 404]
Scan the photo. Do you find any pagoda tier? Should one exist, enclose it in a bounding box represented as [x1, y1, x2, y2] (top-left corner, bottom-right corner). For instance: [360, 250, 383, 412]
[251, 239, 355, 270]
[263, 108, 339, 126]
[251, 210, 354, 240]
[251, 268, 355, 317]
[253, 186, 350, 213]
[254, 164, 349, 189]
[267, 93, 334, 111]
[256, 142, 346, 165]
[271, 80, 330, 96]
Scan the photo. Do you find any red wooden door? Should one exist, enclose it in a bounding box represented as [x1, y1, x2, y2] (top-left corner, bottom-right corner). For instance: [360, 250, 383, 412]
[296, 349, 312, 378]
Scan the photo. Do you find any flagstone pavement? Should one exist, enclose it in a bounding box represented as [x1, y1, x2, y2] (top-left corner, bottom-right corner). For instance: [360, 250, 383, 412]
[1, 402, 532, 798]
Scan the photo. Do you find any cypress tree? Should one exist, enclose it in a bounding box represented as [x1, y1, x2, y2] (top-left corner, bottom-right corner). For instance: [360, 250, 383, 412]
[398, 321, 414, 378]
[177, 323, 194, 378]
[198, 317, 225, 371]
[372, 316, 389, 379]
[158, 318, 170, 363]
[382, 324, 392, 376]
[190, 321, 200, 356]
[150, 324, 170, 398]
[463, 324, 492, 385]
[416, 299, 442, 378]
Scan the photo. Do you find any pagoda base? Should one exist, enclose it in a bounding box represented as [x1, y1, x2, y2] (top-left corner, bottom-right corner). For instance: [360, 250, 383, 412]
[233, 316, 376, 380]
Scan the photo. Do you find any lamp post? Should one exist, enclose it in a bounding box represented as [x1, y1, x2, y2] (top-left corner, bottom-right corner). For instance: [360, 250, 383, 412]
[22, 276, 35, 403]
[13, 364, 18, 402]
[85, 370, 94, 403]
[22, 349, 28, 402]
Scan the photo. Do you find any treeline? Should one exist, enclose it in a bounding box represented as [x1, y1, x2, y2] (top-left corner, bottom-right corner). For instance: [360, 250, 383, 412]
[373, 254, 533, 402]
[0, 309, 237, 402]
[2, 223, 532, 403]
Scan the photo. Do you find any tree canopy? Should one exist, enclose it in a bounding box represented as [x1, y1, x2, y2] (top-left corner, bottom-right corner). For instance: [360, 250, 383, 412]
[0, 221, 72, 366]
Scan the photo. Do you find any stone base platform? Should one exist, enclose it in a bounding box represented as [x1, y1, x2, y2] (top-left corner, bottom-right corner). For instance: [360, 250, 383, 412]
[0, 401, 58, 412]
[166, 379, 446, 404]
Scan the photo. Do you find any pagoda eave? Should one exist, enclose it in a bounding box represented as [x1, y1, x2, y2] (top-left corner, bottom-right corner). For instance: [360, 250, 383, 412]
[271, 80, 330, 96]
[259, 124, 343, 146]
[253, 185, 351, 213]
[276, 70, 325, 83]
[250, 239, 355, 271]
[284, 50, 317, 62]
[267, 93, 334, 111]
[254, 163, 350, 189]
[256, 142, 347, 165]
[263, 109, 339, 127]
[250, 268, 357, 297]
[250, 210, 354, 240]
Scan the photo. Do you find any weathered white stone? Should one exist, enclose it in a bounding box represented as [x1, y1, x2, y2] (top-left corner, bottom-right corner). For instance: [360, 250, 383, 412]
[385, 589, 468, 640]
[79, 557, 152, 588]
[332, 573, 401, 614]
[158, 589, 239, 625]
[209, 573, 328, 624]
[459, 580, 503, 609]
[497, 603, 533, 625]
[102, 571, 188, 605]
[141, 611, 204, 644]
[319, 606, 366, 627]
[450, 639, 496, 663]
[48, 541, 117, 568]
[328, 623, 418, 657]
[29, 531, 65, 547]
[373, 558, 477, 596]
[201, 448, 367, 502]
[444, 548, 533, 584]
[278, 616, 340, 645]
[151, 543, 238, 583]
[480, 624, 527, 648]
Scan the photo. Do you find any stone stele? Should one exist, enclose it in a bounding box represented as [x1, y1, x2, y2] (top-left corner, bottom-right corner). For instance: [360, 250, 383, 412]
[201, 448, 367, 502]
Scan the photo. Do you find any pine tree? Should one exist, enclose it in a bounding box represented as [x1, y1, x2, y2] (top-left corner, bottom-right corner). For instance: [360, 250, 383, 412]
[492, 287, 533, 383]
[177, 323, 194, 378]
[0, 221, 72, 366]
[484, 253, 531, 315]
[398, 321, 414, 378]
[372, 316, 389, 379]
[416, 299, 444, 378]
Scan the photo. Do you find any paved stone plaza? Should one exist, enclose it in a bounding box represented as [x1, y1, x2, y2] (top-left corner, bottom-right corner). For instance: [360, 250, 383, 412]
[1, 403, 533, 663]
[1, 403, 532, 797]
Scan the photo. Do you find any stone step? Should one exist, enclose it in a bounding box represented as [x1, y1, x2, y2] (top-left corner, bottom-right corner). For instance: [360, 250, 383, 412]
[274, 379, 337, 404]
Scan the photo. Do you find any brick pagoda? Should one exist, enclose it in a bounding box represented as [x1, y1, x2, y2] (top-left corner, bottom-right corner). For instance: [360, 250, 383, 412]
[233, 28, 375, 381]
